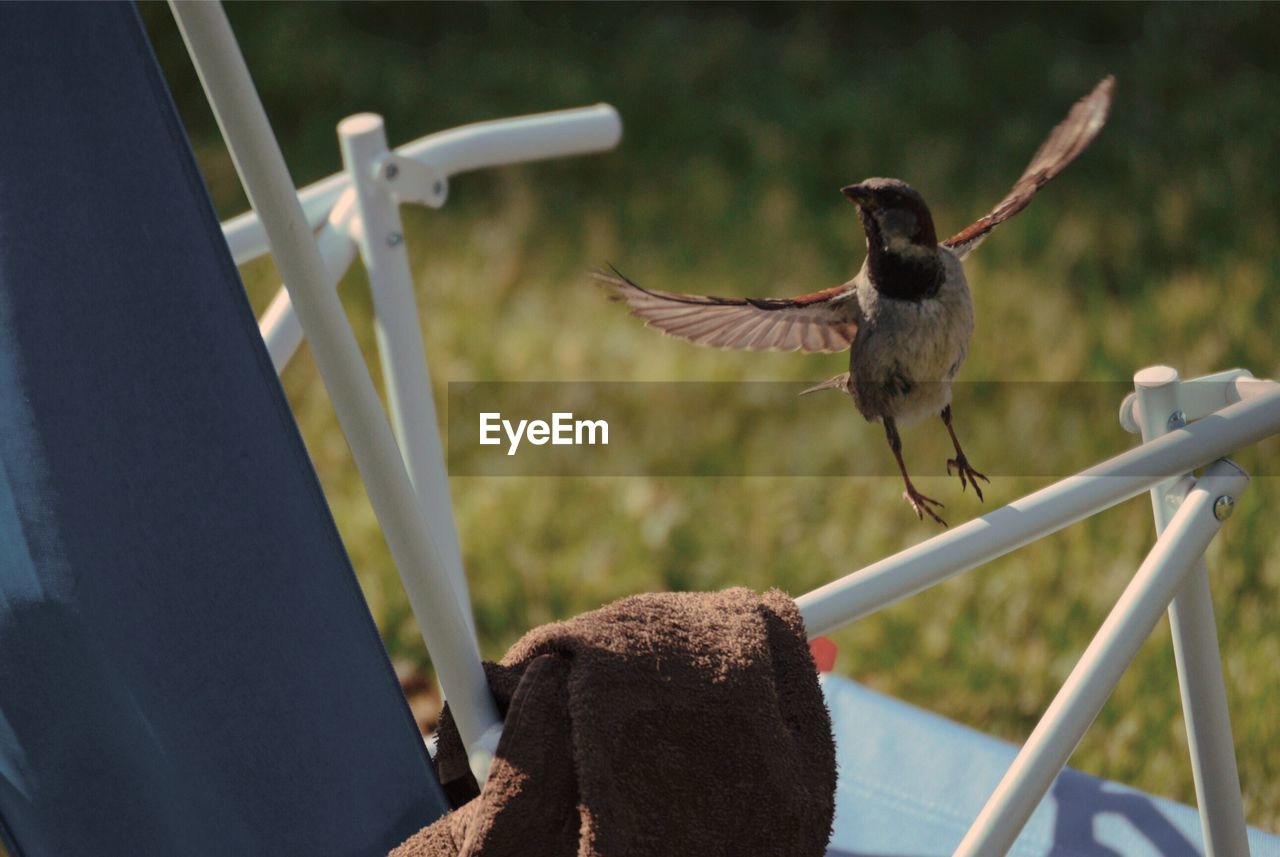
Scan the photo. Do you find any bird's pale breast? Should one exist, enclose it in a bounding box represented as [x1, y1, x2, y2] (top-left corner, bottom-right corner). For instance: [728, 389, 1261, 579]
[849, 248, 973, 425]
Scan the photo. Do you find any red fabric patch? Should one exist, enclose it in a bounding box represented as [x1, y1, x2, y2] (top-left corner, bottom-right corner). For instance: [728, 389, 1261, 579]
[809, 636, 837, 673]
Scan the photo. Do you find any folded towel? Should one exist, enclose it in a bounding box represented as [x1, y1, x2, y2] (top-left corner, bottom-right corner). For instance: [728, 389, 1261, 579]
[391, 588, 836, 857]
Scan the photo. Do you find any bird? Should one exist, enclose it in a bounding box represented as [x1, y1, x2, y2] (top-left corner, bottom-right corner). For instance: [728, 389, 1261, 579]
[595, 76, 1114, 526]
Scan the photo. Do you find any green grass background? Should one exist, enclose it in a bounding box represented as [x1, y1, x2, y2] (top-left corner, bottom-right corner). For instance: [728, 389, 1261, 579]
[141, 1, 1279, 830]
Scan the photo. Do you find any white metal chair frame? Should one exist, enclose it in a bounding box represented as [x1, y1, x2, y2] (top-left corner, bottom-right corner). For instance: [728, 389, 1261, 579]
[174, 3, 1278, 853]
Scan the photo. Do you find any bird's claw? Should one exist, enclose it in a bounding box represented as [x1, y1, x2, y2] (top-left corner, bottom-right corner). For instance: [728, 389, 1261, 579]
[903, 485, 947, 527]
[947, 454, 990, 502]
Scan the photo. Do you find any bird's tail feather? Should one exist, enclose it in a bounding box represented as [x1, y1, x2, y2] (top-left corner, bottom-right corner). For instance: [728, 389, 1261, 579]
[800, 373, 850, 396]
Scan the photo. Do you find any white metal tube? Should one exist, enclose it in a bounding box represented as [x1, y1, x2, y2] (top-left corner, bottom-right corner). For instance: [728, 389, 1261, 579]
[338, 113, 477, 643]
[1134, 368, 1250, 857]
[224, 184, 338, 263]
[1120, 371, 1279, 435]
[1119, 368, 1255, 434]
[953, 459, 1248, 856]
[170, 2, 501, 762]
[1232, 376, 1279, 402]
[223, 104, 622, 265]
[1170, 571, 1252, 855]
[394, 103, 622, 176]
[796, 383, 1280, 635]
[258, 212, 358, 373]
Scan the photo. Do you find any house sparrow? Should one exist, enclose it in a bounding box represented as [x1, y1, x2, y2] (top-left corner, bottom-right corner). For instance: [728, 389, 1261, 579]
[596, 76, 1113, 525]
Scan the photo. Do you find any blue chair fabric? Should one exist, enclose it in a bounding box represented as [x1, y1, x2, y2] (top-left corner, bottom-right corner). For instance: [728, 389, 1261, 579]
[0, 3, 448, 854]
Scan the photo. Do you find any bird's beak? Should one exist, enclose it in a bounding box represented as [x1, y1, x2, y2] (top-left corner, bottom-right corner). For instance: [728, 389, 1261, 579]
[841, 184, 876, 209]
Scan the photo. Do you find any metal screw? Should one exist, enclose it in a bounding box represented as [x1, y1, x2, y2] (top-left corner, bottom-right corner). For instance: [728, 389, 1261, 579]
[387, 232, 403, 247]
[1167, 410, 1187, 431]
[384, 163, 399, 181]
[1213, 495, 1235, 521]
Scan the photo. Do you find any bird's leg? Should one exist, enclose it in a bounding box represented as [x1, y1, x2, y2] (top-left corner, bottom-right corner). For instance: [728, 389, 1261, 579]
[883, 417, 946, 526]
[941, 404, 989, 501]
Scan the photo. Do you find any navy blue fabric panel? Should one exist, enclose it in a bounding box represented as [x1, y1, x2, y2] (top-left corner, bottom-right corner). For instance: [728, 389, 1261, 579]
[0, 3, 447, 854]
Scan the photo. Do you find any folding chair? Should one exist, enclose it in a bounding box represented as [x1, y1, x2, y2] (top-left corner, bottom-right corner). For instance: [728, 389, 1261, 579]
[3, 2, 1279, 856]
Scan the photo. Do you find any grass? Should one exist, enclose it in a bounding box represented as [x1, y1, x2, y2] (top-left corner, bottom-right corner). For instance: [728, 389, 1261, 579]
[141, 0, 1280, 831]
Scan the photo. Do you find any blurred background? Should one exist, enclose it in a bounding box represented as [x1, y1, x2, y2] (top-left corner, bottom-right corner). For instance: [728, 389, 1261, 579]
[143, 1, 1278, 828]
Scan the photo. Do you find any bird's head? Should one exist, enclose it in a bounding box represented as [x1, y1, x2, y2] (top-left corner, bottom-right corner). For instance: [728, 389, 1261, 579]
[841, 178, 938, 250]
[841, 178, 942, 300]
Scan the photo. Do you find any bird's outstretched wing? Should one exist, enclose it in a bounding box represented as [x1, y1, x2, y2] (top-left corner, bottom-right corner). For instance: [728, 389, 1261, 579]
[943, 75, 1115, 260]
[594, 268, 861, 352]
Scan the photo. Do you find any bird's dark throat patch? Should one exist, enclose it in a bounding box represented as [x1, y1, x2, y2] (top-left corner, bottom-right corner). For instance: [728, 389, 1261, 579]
[861, 212, 943, 301]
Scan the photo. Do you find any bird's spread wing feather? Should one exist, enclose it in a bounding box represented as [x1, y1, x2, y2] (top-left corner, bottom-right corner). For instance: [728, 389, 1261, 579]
[943, 75, 1115, 260]
[594, 268, 861, 353]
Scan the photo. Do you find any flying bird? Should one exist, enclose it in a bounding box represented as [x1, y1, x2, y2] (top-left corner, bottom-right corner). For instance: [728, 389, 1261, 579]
[596, 76, 1114, 525]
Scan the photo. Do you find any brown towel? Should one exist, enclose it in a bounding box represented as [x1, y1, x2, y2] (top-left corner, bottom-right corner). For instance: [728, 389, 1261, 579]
[391, 588, 836, 857]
